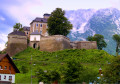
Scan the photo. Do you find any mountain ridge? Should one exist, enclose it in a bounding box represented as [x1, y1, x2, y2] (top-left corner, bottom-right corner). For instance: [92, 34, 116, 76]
[66, 8, 120, 55]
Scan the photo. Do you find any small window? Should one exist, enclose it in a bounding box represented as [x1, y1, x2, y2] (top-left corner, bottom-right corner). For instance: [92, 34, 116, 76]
[40, 31, 42, 34]
[40, 24, 42, 27]
[9, 66, 11, 70]
[4, 75, 6, 79]
[0, 66, 2, 69]
[27, 32, 28, 35]
[9, 76, 12, 80]
[5, 66, 7, 70]
[36, 24, 38, 27]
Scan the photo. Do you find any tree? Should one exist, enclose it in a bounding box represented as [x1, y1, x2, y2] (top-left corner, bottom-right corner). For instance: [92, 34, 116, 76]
[47, 8, 73, 36]
[112, 34, 120, 56]
[87, 34, 107, 50]
[64, 59, 84, 83]
[103, 56, 120, 83]
[13, 23, 23, 32]
[36, 68, 60, 83]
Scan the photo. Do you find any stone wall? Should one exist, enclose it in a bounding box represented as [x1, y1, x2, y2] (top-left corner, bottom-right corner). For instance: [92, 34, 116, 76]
[40, 35, 71, 52]
[70, 41, 97, 49]
[6, 35, 27, 57]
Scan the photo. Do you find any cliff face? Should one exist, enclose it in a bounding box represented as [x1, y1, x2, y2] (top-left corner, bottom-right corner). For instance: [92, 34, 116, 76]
[40, 35, 71, 52]
[6, 35, 27, 57]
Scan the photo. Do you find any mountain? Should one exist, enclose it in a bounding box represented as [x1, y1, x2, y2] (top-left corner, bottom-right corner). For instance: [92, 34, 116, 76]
[66, 8, 120, 55]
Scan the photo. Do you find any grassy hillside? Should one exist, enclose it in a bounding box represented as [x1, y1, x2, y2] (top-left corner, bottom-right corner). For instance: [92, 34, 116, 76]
[13, 47, 114, 83]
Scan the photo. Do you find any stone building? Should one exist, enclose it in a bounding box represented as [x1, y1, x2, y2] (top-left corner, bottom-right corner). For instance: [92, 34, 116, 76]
[70, 41, 97, 49]
[40, 35, 71, 52]
[23, 26, 30, 39]
[7, 13, 97, 55]
[6, 31, 27, 57]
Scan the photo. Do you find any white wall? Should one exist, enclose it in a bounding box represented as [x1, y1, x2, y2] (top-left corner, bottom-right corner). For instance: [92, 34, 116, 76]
[0, 74, 15, 83]
[30, 35, 41, 41]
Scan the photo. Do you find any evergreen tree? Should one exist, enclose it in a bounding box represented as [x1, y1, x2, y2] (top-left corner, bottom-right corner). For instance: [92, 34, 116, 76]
[47, 8, 72, 36]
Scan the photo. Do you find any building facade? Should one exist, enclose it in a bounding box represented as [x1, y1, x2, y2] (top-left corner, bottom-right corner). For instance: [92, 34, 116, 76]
[0, 54, 20, 83]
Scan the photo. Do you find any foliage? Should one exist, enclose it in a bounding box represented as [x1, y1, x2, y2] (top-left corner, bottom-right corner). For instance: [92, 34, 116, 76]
[112, 34, 120, 56]
[36, 68, 60, 83]
[47, 8, 73, 36]
[13, 23, 23, 32]
[13, 47, 113, 83]
[21, 65, 28, 74]
[103, 56, 120, 83]
[87, 34, 107, 50]
[64, 59, 84, 83]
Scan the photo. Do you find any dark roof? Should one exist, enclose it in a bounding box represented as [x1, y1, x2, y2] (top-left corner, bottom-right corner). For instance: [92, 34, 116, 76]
[0, 54, 20, 73]
[9, 31, 26, 36]
[30, 30, 41, 35]
[23, 26, 30, 31]
[43, 13, 51, 16]
[30, 17, 47, 24]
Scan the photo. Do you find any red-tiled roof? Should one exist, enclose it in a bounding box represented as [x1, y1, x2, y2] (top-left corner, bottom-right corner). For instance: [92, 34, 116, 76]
[0, 54, 20, 73]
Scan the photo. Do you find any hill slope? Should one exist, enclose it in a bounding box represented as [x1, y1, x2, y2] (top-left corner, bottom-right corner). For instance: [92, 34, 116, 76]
[13, 47, 113, 83]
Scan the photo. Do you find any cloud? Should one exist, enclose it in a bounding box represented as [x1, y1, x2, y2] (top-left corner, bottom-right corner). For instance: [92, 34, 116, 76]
[0, 16, 5, 21]
[1, 0, 43, 26]
[0, 32, 8, 51]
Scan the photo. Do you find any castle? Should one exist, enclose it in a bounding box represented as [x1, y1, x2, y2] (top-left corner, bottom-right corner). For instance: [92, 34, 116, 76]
[6, 13, 97, 57]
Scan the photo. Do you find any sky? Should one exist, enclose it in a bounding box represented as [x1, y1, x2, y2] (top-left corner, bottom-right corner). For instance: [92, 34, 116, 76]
[0, 0, 120, 50]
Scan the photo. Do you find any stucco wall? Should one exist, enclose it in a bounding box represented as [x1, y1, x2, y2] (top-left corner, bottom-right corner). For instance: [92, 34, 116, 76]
[6, 35, 27, 57]
[30, 35, 41, 41]
[0, 74, 15, 83]
[40, 35, 71, 52]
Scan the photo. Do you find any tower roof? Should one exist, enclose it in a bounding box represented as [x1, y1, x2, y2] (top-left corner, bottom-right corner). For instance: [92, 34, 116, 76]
[30, 17, 47, 24]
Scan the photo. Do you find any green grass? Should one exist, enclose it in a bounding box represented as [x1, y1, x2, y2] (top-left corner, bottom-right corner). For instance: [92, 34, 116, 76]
[13, 47, 114, 84]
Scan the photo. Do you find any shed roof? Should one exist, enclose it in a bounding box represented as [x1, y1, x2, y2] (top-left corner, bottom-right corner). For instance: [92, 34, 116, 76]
[0, 54, 20, 73]
[8, 31, 26, 36]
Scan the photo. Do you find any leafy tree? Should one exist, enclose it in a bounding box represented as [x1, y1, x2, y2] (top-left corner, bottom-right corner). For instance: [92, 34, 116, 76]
[36, 68, 60, 83]
[13, 23, 23, 32]
[112, 34, 120, 56]
[47, 8, 73, 36]
[87, 34, 107, 50]
[103, 56, 120, 83]
[64, 59, 84, 83]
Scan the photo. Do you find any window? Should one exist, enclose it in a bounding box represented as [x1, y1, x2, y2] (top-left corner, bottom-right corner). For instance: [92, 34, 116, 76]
[27, 32, 28, 35]
[5, 66, 7, 69]
[4, 75, 6, 79]
[40, 24, 42, 27]
[9, 76, 12, 80]
[40, 31, 42, 34]
[0, 66, 2, 69]
[36, 24, 38, 27]
[9, 66, 11, 70]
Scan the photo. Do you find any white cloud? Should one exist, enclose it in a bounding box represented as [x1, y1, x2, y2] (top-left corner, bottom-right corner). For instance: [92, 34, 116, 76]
[2, 0, 43, 26]
[0, 16, 5, 21]
[0, 32, 8, 51]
